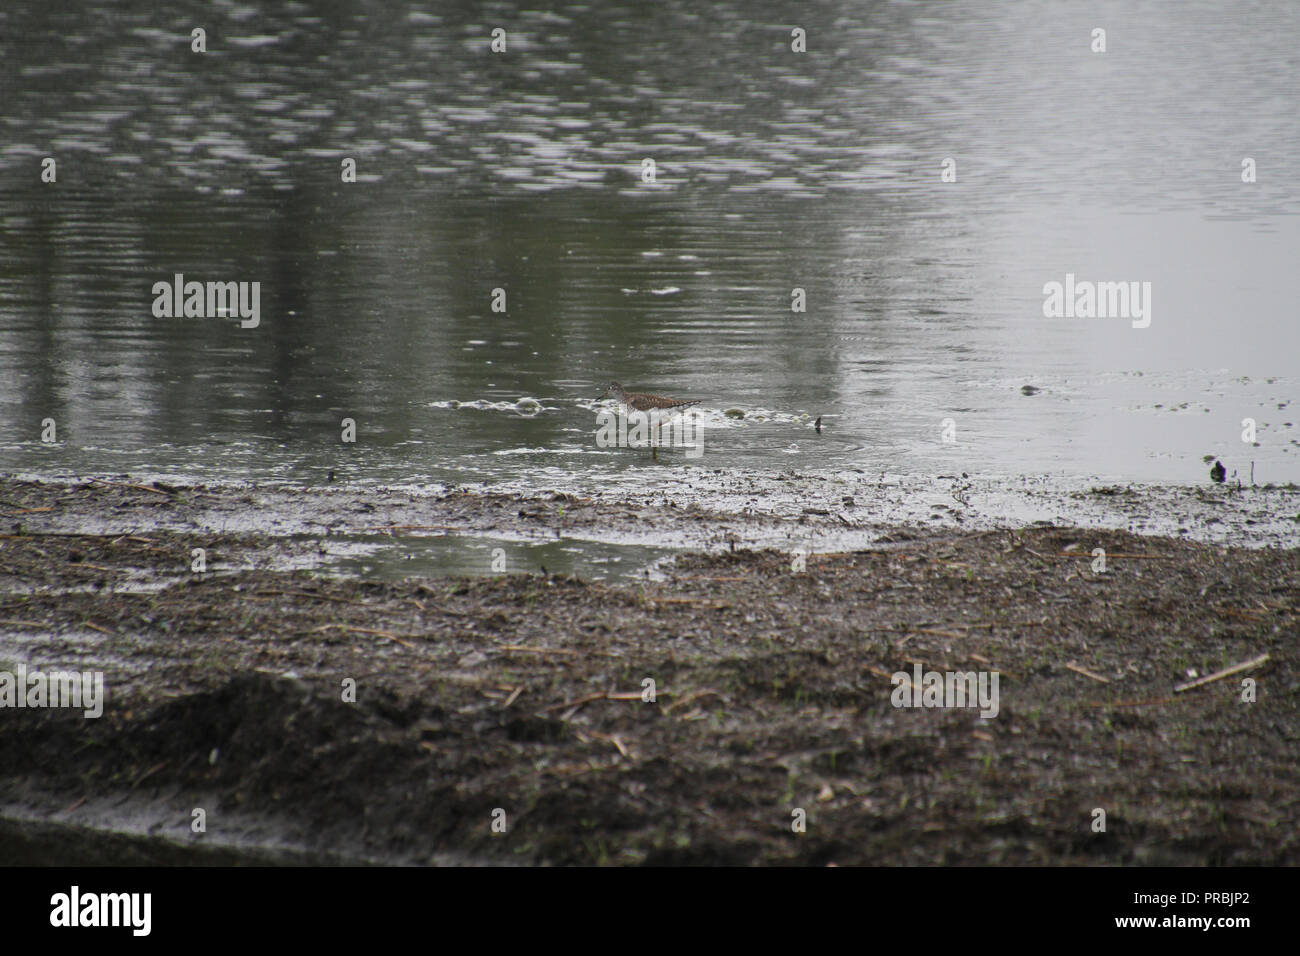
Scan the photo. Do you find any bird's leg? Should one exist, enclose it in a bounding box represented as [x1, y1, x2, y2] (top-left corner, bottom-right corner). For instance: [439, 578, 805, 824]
[651, 409, 665, 461]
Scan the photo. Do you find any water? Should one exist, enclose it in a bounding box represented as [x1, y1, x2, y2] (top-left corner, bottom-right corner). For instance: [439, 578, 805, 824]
[3, 0, 1299, 493]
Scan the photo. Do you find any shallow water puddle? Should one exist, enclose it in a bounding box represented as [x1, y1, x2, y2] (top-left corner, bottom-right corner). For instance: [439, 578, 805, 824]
[308, 533, 680, 583]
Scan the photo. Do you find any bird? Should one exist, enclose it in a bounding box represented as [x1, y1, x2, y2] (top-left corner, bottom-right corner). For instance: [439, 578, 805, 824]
[599, 381, 701, 461]
[599, 381, 700, 412]
[1210, 460, 1226, 483]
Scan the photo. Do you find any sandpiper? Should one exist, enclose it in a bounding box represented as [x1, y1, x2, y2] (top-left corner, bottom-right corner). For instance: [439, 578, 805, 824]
[599, 381, 700, 460]
[600, 381, 700, 412]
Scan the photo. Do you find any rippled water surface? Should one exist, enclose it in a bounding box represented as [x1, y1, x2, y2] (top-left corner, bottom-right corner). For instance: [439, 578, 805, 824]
[3, 1, 1298, 491]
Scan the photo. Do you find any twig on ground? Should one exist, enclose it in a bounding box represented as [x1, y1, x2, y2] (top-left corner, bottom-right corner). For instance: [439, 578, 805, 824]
[311, 623, 418, 650]
[1174, 653, 1270, 693]
[88, 477, 176, 496]
[1064, 662, 1110, 683]
[255, 589, 356, 604]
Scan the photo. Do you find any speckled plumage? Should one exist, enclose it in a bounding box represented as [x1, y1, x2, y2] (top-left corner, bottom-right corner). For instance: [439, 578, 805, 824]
[601, 381, 700, 412]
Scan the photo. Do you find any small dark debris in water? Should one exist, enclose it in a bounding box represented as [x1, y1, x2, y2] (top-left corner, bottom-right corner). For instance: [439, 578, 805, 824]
[1210, 460, 1226, 483]
[1020, 385, 1040, 395]
[842, 496, 855, 507]
[815, 416, 822, 433]
[328, 470, 335, 483]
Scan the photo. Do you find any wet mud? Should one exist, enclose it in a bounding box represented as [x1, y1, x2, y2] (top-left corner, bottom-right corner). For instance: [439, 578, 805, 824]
[1, 476, 1297, 865]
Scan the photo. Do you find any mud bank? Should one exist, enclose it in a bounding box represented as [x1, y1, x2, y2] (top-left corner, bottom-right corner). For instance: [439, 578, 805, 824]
[1, 476, 1298, 865]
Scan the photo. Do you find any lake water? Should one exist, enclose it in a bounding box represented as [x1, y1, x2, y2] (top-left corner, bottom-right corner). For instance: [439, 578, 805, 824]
[3, 0, 1299, 495]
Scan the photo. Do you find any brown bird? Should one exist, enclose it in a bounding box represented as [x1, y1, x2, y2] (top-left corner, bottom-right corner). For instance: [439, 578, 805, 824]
[600, 381, 700, 412]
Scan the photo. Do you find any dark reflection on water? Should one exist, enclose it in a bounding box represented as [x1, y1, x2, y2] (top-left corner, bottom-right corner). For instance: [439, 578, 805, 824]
[2, 1, 1298, 487]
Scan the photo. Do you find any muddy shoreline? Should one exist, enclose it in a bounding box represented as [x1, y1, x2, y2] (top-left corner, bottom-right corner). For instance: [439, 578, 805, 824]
[2, 476, 1298, 865]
